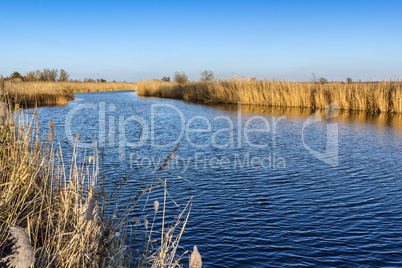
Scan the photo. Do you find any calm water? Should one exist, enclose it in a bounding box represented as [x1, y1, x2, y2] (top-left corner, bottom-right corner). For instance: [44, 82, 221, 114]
[29, 91, 402, 267]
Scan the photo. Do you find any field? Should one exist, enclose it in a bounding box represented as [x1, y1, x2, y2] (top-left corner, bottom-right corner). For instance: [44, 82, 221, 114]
[135, 79, 402, 113]
[3, 81, 137, 107]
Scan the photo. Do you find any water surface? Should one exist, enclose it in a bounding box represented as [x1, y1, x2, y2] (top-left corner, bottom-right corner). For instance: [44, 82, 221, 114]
[30, 90, 402, 267]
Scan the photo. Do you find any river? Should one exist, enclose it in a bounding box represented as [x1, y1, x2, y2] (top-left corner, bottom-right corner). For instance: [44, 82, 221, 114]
[29, 90, 402, 267]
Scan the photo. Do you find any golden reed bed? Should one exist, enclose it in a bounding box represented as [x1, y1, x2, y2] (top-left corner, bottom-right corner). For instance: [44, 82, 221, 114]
[0, 106, 193, 267]
[135, 79, 402, 113]
[3, 81, 137, 107]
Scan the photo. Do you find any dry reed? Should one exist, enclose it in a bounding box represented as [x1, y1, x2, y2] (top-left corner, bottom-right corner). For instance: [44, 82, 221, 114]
[4, 81, 137, 107]
[135, 78, 402, 113]
[0, 104, 191, 267]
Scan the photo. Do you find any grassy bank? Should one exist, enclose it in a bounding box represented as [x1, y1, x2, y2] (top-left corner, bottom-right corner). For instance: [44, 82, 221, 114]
[0, 107, 191, 267]
[4, 81, 137, 107]
[135, 79, 402, 113]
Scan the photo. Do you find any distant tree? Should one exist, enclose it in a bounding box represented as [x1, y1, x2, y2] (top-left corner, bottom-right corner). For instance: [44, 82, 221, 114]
[97, 78, 107, 83]
[319, 77, 328, 84]
[311, 72, 317, 83]
[200, 70, 214, 82]
[346, 77, 353, 83]
[174, 72, 188, 84]
[34, 70, 42, 80]
[40, 68, 58, 81]
[161, 76, 171, 82]
[25, 71, 38, 81]
[84, 78, 96, 82]
[59, 69, 70, 81]
[10, 71, 23, 80]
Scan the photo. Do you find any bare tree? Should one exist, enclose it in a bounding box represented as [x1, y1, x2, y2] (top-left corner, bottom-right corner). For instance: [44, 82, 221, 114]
[200, 70, 214, 82]
[25, 71, 38, 81]
[346, 77, 353, 83]
[174, 72, 188, 84]
[311, 72, 317, 83]
[319, 77, 328, 84]
[59, 69, 70, 81]
[35, 70, 42, 80]
[40, 68, 58, 81]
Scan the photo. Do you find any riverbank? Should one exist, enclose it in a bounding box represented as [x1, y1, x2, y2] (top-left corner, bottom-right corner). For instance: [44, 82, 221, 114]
[135, 79, 402, 113]
[3, 80, 137, 107]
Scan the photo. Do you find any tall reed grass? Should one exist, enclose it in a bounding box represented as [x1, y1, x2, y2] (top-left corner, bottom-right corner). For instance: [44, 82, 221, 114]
[4, 81, 137, 107]
[0, 105, 192, 267]
[135, 78, 402, 113]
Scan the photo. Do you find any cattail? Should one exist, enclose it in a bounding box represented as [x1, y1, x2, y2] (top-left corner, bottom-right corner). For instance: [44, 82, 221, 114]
[34, 110, 39, 130]
[27, 125, 33, 139]
[154, 200, 159, 213]
[189, 245, 202, 268]
[1, 227, 35, 268]
[84, 195, 97, 221]
[0, 102, 6, 124]
[144, 216, 148, 229]
[47, 119, 54, 142]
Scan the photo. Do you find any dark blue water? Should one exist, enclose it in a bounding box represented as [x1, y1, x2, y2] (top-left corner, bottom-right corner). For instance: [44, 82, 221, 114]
[30, 91, 402, 267]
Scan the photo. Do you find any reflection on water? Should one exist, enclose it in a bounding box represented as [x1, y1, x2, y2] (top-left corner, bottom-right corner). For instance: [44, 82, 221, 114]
[206, 103, 402, 130]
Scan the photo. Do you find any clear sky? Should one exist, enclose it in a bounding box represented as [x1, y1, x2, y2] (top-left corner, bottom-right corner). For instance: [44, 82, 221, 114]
[1, 0, 401, 82]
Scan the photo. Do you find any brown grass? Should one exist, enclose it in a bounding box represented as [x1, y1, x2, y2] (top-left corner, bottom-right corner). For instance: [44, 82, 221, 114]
[0, 106, 191, 267]
[135, 78, 402, 113]
[4, 81, 137, 107]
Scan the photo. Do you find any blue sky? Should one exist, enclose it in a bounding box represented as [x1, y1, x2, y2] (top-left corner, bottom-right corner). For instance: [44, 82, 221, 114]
[1, 0, 401, 82]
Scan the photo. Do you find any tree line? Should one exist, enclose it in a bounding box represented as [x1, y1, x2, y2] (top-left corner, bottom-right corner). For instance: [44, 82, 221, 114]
[163, 71, 359, 84]
[6, 69, 108, 83]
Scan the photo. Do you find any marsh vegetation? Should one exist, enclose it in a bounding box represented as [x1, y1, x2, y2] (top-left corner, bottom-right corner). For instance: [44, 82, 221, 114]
[0, 102, 192, 267]
[135, 78, 402, 113]
[3, 80, 137, 107]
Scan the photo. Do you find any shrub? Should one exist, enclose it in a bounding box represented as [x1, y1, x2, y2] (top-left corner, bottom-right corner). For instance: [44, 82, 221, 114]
[10, 72, 23, 80]
[319, 77, 328, 84]
[200, 70, 214, 82]
[174, 72, 188, 84]
[59, 69, 70, 81]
